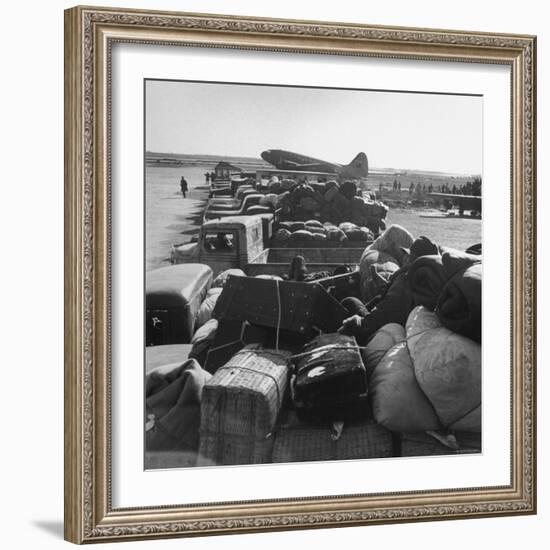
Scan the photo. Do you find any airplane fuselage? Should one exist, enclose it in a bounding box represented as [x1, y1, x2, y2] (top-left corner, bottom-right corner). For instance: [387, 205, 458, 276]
[261, 149, 340, 173]
[261, 149, 369, 180]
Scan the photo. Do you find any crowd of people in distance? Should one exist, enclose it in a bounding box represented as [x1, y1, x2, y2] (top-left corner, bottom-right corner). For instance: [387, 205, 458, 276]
[382, 177, 482, 197]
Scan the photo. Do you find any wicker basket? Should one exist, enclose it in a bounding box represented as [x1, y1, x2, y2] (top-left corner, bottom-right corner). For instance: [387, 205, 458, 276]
[272, 412, 393, 463]
[399, 431, 481, 457]
[197, 345, 291, 466]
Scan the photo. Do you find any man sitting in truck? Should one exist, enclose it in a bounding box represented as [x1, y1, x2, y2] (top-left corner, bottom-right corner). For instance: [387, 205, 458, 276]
[339, 236, 440, 344]
[206, 232, 234, 251]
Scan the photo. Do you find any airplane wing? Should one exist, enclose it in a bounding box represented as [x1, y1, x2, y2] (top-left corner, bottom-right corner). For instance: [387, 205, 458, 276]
[429, 193, 481, 213]
[294, 162, 331, 169]
[429, 193, 481, 200]
[280, 160, 336, 170]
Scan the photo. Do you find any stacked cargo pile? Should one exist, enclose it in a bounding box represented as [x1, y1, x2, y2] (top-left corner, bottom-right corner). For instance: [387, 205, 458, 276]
[267, 178, 388, 235]
[348, 226, 482, 456]
[273, 333, 393, 463]
[272, 219, 374, 247]
[144, 224, 482, 466]
[320, 180, 388, 233]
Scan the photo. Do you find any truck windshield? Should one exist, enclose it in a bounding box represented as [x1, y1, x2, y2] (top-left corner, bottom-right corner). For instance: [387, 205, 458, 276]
[203, 231, 235, 251]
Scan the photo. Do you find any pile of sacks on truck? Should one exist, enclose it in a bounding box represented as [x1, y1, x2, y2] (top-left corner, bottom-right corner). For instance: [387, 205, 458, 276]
[255, 178, 388, 235]
[145, 224, 482, 468]
[272, 219, 374, 246]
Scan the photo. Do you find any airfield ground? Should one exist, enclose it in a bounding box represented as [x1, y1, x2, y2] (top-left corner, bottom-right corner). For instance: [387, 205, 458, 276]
[386, 208, 481, 252]
[145, 163, 482, 271]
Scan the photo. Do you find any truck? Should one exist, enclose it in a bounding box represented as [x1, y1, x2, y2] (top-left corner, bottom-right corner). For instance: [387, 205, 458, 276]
[209, 184, 255, 199]
[170, 215, 365, 278]
[203, 193, 272, 222]
[206, 188, 259, 209]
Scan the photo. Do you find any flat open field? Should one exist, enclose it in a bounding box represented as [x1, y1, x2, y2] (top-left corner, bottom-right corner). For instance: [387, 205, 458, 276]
[146, 164, 211, 271]
[387, 208, 481, 251]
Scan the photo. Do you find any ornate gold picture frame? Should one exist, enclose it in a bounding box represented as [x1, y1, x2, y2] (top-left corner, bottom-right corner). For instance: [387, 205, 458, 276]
[64, 5, 536, 544]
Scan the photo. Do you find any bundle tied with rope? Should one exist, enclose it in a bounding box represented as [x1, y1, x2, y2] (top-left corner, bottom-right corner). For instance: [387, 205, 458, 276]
[197, 345, 292, 466]
[289, 333, 369, 423]
[211, 275, 350, 344]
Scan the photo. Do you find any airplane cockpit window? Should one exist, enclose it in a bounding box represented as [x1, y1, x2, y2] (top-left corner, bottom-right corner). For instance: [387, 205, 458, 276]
[204, 231, 235, 251]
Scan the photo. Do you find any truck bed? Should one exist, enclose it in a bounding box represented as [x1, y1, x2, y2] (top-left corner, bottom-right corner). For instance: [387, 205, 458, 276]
[246, 247, 364, 277]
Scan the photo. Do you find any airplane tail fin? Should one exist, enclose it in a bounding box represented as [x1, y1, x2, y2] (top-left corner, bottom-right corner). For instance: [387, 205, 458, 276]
[340, 152, 369, 179]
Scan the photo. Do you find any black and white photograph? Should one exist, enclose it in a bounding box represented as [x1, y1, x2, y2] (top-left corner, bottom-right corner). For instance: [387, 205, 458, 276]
[144, 79, 482, 469]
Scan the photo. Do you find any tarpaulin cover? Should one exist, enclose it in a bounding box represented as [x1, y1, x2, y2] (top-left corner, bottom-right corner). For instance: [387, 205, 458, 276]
[213, 275, 349, 336]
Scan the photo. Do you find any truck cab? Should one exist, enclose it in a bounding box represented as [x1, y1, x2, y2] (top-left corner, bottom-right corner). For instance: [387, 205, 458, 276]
[171, 216, 268, 276]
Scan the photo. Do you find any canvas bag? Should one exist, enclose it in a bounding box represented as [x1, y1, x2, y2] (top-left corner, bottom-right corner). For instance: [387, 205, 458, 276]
[145, 359, 212, 461]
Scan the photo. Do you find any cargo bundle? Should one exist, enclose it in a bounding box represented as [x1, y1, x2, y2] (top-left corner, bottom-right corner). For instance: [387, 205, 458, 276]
[145, 359, 212, 468]
[146, 219, 483, 468]
[273, 179, 388, 234]
[290, 333, 369, 423]
[369, 306, 481, 433]
[197, 345, 291, 466]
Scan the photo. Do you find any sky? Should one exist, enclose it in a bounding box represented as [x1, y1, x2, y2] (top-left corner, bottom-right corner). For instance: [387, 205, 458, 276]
[146, 79, 482, 175]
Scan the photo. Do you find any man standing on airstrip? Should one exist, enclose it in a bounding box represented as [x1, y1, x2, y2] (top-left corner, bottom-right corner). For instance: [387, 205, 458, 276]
[180, 176, 188, 198]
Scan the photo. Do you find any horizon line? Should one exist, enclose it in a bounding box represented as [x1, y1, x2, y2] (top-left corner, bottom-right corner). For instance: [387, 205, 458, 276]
[145, 150, 481, 178]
